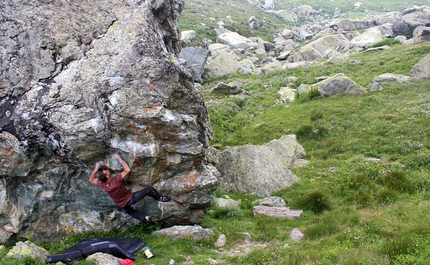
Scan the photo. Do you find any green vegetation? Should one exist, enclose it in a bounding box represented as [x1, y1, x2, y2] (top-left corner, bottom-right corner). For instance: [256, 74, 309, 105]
[179, 0, 430, 45]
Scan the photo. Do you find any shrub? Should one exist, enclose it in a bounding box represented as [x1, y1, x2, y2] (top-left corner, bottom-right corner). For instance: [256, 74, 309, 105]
[377, 171, 415, 194]
[377, 189, 398, 204]
[310, 110, 324, 121]
[298, 190, 332, 214]
[297, 87, 322, 103]
[296, 124, 329, 141]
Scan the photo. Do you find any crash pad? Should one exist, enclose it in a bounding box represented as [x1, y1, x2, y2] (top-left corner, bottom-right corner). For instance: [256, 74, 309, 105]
[46, 237, 145, 263]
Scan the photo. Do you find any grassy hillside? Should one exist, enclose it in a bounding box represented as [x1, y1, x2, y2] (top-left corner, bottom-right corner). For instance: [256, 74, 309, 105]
[179, 0, 430, 44]
[198, 40, 430, 264]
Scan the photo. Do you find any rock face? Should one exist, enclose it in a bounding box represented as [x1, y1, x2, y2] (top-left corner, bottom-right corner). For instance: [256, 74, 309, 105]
[0, 0, 218, 244]
[211, 135, 308, 197]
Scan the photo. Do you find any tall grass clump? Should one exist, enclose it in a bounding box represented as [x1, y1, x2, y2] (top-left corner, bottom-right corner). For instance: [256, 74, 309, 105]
[297, 190, 333, 214]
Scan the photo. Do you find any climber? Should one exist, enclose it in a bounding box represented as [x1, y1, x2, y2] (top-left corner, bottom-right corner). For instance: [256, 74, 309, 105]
[89, 153, 170, 223]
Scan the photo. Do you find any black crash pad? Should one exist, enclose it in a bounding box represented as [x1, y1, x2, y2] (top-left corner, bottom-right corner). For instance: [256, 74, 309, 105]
[46, 237, 145, 263]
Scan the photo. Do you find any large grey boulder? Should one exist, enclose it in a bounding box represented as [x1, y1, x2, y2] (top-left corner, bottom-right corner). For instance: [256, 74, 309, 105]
[275, 9, 298, 23]
[318, 73, 366, 96]
[297, 5, 316, 16]
[330, 19, 378, 32]
[248, 16, 261, 30]
[413, 26, 430, 42]
[392, 10, 430, 38]
[0, 0, 218, 244]
[216, 31, 252, 50]
[350, 26, 391, 48]
[288, 34, 350, 62]
[204, 43, 241, 78]
[300, 73, 366, 96]
[211, 135, 308, 197]
[179, 47, 209, 83]
[411, 54, 430, 80]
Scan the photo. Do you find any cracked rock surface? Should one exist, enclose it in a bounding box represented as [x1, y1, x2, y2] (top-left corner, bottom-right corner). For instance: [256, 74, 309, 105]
[0, 0, 218, 243]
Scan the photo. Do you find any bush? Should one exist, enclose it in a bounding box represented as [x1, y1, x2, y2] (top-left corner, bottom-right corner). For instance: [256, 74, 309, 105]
[298, 190, 332, 214]
[297, 88, 322, 103]
[377, 189, 398, 204]
[296, 124, 329, 141]
[377, 171, 415, 194]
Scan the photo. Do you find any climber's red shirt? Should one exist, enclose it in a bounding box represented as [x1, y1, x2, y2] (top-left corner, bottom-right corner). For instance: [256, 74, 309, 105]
[96, 174, 132, 207]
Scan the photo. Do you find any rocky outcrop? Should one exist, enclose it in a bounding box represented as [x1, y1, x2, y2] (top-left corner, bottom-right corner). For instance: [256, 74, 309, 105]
[210, 135, 308, 197]
[392, 9, 430, 38]
[0, 0, 218, 244]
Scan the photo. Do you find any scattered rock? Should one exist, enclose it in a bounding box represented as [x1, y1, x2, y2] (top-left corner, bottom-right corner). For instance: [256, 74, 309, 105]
[253, 196, 287, 207]
[181, 30, 197, 44]
[215, 197, 240, 208]
[211, 82, 242, 94]
[152, 225, 213, 240]
[413, 26, 430, 42]
[253, 206, 303, 219]
[290, 228, 304, 241]
[5, 241, 49, 261]
[215, 234, 227, 247]
[368, 73, 410, 91]
[248, 16, 261, 30]
[411, 54, 430, 80]
[86, 252, 120, 265]
[278, 87, 296, 103]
